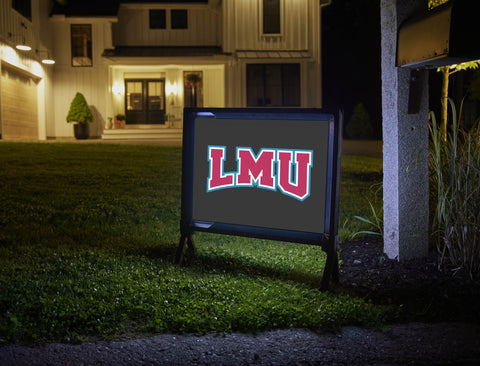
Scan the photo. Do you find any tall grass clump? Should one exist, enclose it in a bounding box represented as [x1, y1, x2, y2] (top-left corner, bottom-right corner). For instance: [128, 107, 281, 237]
[429, 99, 480, 280]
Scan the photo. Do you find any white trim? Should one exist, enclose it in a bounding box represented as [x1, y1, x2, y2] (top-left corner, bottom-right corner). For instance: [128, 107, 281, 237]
[121, 3, 209, 10]
[50, 15, 118, 24]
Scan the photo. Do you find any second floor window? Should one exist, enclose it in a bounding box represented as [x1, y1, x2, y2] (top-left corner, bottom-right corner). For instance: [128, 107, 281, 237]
[150, 9, 166, 29]
[71, 24, 92, 67]
[263, 0, 281, 34]
[171, 9, 188, 29]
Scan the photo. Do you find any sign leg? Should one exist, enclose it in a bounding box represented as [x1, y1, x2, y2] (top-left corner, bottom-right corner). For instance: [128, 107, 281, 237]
[320, 238, 339, 291]
[176, 234, 196, 266]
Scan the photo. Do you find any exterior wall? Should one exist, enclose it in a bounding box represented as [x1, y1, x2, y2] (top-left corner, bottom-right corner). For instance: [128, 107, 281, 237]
[222, 0, 312, 52]
[113, 3, 221, 46]
[0, 0, 55, 140]
[1, 0, 326, 139]
[50, 17, 116, 138]
[223, 0, 323, 108]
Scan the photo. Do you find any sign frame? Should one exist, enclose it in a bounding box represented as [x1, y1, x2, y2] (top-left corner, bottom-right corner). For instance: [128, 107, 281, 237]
[177, 108, 342, 289]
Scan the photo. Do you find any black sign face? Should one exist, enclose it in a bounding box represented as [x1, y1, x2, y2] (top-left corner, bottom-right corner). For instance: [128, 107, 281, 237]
[192, 117, 329, 234]
[181, 108, 340, 245]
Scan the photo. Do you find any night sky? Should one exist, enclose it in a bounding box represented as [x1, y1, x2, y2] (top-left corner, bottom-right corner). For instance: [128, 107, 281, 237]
[322, 0, 382, 139]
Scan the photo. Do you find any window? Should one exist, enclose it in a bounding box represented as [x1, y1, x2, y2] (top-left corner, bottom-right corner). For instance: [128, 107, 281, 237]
[125, 79, 166, 125]
[246, 64, 300, 107]
[149, 9, 166, 29]
[184, 71, 203, 108]
[171, 9, 188, 29]
[71, 25, 92, 67]
[12, 0, 31, 20]
[263, 0, 281, 34]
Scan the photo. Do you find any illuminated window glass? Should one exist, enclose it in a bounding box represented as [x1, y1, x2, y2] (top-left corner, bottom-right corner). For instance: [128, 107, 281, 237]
[71, 24, 92, 67]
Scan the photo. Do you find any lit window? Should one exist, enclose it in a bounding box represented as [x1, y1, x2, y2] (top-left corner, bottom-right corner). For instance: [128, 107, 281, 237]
[150, 9, 166, 29]
[71, 25, 92, 67]
[171, 9, 188, 29]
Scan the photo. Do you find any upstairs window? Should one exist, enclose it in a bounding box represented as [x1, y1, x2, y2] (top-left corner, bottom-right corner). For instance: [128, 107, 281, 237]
[71, 24, 92, 67]
[12, 0, 31, 21]
[171, 9, 188, 29]
[149, 9, 166, 29]
[262, 0, 281, 34]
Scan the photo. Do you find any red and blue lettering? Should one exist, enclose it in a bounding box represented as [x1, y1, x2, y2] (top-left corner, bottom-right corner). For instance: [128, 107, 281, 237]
[207, 145, 313, 201]
[207, 146, 235, 191]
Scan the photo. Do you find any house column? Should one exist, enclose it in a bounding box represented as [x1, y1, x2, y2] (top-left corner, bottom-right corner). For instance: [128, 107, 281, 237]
[381, 0, 429, 260]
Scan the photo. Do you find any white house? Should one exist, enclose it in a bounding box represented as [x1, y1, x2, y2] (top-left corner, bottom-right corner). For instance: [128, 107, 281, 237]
[0, 0, 330, 141]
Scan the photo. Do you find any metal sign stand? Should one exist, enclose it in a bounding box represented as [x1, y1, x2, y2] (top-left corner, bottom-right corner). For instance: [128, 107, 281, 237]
[176, 109, 342, 291]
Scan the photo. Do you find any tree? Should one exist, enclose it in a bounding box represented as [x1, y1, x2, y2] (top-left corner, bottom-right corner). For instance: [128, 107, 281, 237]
[345, 103, 373, 139]
[437, 61, 480, 140]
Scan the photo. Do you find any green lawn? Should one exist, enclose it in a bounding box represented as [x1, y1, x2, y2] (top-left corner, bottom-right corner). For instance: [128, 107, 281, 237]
[0, 142, 383, 344]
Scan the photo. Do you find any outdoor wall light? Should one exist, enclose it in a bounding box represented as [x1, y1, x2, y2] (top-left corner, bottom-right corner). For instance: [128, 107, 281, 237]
[166, 82, 178, 96]
[9, 22, 32, 51]
[8, 32, 31, 51]
[112, 83, 124, 95]
[37, 49, 55, 65]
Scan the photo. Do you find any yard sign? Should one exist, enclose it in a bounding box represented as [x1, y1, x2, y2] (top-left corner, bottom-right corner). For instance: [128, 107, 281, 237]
[177, 108, 342, 289]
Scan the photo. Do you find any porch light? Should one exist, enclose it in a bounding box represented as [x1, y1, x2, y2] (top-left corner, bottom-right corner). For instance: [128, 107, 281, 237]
[166, 82, 178, 96]
[112, 83, 125, 95]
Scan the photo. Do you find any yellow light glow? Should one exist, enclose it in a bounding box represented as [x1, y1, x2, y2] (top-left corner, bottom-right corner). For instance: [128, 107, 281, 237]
[112, 83, 125, 95]
[166, 82, 178, 95]
[32, 61, 43, 77]
[16, 44, 31, 51]
[4, 46, 19, 65]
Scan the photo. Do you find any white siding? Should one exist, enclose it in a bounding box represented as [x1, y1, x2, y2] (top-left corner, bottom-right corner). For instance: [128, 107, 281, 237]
[223, 0, 314, 52]
[0, 0, 55, 140]
[51, 19, 111, 137]
[113, 5, 221, 46]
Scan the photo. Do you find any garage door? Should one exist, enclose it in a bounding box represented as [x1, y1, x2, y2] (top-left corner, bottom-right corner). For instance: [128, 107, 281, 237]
[1, 65, 38, 140]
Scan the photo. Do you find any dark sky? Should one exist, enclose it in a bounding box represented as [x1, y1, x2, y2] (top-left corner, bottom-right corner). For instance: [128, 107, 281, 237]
[322, 0, 382, 139]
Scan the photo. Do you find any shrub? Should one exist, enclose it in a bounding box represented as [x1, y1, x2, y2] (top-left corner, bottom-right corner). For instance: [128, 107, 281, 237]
[345, 103, 374, 139]
[66, 92, 93, 124]
[429, 99, 480, 280]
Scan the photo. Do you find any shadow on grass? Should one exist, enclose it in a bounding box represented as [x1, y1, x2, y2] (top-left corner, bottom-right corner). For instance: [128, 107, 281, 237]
[139, 243, 325, 289]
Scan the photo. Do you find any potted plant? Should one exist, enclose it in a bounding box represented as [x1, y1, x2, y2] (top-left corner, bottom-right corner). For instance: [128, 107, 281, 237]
[115, 114, 126, 128]
[66, 92, 93, 139]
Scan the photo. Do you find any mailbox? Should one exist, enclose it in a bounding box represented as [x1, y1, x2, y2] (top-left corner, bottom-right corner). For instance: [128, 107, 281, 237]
[397, 0, 480, 69]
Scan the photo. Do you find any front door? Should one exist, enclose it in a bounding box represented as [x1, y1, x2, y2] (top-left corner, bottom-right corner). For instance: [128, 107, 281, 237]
[125, 79, 166, 124]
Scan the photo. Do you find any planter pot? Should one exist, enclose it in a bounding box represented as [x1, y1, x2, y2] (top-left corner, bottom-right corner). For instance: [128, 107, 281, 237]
[74, 123, 89, 140]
